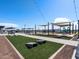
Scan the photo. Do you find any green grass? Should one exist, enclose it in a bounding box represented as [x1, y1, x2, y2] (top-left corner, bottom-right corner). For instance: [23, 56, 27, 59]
[7, 35, 63, 59]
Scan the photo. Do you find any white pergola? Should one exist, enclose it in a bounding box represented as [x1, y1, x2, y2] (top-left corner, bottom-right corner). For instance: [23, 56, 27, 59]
[51, 22, 74, 34]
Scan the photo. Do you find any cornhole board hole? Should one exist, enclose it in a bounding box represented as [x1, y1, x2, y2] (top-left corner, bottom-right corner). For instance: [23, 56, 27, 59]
[36, 39, 46, 44]
[25, 42, 37, 49]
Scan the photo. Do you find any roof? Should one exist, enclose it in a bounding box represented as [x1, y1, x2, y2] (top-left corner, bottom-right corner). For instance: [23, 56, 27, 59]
[0, 26, 5, 28]
[22, 28, 34, 30]
[5, 27, 15, 29]
[5, 27, 16, 30]
[39, 24, 48, 26]
[51, 22, 71, 27]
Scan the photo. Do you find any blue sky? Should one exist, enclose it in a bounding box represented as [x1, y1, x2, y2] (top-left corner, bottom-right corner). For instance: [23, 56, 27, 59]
[0, 0, 79, 28]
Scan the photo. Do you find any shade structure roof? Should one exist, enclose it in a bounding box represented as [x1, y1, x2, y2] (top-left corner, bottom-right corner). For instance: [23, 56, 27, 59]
[23, 28, 34, 30]
[5, 27, 15, 29]
[26, 28, 34, 29]
[39, 24, 48, 27]
[0, 26, 5, 28]
[22, 28, 34, 30]
[51, 22, 71, 27]
[5, 27, 16, 30]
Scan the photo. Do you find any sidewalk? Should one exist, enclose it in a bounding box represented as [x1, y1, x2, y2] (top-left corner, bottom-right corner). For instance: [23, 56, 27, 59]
[53, 45, 74, 59]
[17, 33, 78, 46]
[0, 36, 21, 59]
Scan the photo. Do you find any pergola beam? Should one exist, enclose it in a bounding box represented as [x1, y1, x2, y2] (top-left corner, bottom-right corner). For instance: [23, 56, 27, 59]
[39, 24, 48, 35]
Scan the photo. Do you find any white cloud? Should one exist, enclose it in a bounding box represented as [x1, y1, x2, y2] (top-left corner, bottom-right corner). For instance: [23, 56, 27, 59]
[0, 23, 18, 27]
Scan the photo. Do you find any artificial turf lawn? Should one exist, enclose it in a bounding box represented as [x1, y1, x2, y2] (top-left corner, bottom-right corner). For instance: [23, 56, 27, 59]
[7, 35, 63, 59]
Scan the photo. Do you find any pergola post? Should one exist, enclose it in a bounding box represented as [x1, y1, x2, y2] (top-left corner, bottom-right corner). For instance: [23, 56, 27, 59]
[35, 24, 36, 35]
[52, 23, 54, 34]
[41, 26, 43, 35]
[39, 25, 48, 35]
[42, 26, 43, 35]
[24, 24, 26, 33]
[48, 22, 49, 35]
[72, 23, 74, 34]
[78, 20, 79, 38]
[75, 25, 77, 33]
[32, 28, 34, 35]
[42, 25, 46, 34]
[60, 26, 61, 33]
[69, 22, 71, 34]
[44, 25, 47, 34]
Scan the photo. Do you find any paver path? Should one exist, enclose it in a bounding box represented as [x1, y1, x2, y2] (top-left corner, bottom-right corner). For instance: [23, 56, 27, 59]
[53, 45, 74, 59]
[0, 36, 20, 59]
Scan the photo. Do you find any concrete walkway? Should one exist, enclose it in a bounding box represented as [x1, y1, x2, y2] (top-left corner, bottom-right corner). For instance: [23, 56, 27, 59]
[0, 36, 21, 59]
[53, 45, 74, 59]
[16, 33, 78, 47]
